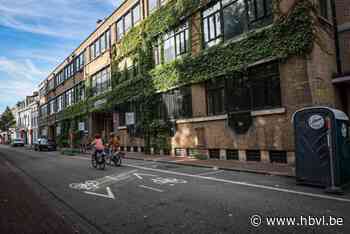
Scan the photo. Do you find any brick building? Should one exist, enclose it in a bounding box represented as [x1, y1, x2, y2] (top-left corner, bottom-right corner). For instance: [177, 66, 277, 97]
[333, 0, 350, 115]
[38, 0, 340, 166]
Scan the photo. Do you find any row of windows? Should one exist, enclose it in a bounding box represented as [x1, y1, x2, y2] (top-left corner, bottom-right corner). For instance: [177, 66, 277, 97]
[152, 0, 272, 66]
[116, 3, 141, 41]
[91, 66, 112, 96]
[45, 82, 85, 115]
[54, 52, 85, 87]
[90, 30, 111, 60]
[115, 61, 280, 123]
[117, 85, 192, 127]
[207, 61, 281, 115]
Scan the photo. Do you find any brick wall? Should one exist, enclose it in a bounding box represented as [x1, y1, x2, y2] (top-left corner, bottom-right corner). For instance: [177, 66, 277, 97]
[336, 0, 350, 73]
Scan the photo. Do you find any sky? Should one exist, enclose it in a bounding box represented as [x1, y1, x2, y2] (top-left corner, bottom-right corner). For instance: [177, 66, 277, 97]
[0, 0, 122, 113]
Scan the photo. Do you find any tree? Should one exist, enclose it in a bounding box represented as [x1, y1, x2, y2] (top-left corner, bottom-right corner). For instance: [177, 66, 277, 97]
[0, 106, 15, 132]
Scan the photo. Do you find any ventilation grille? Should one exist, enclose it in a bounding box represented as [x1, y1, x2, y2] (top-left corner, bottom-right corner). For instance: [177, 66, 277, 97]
[270, 151, 287, 164]
[209, 149, 220, 159]
[175, 148, 186, 156]
[226, 149, 239, 160]
[246, 150, 261, 161]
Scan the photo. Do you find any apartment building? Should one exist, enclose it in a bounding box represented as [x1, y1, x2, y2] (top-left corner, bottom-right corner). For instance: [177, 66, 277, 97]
[14, 93, 40, 145]
[38, 0, 339, 165]
[333, 0, 350, 115]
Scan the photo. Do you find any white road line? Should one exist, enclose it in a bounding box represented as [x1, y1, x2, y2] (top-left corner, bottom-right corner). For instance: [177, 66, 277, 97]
[138, 185, 164, 193]
[170, 159, 197, 162]
[196, 170, 223, 176]
[125, 164, 350, 203]
[85, 186, 115, 199]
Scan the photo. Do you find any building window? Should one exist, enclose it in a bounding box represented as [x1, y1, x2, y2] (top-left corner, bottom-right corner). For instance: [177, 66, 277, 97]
[160, 86, 192, 119]
[91, 66, 111, 96]
[65, 89, 74, 107]
[49, 99, 56, 115]
[48, 79, 55, 91]
[226, 61, 281, 112]
[202, 2, 222, 48]
[202, 0, 272, 48]
[75, 52, 84, 72]
[133, 4, 141, 24]
[318, 0, 331, 20]
[153, 42, 161, 65]
[57, 95, 64, 112]
[207, 78, 225, 116]
[75, 82, 85, 102]
[247, 0, 273, 27]
[116, 19, 124, 41]
[40, 104, 48, 118]
[148, 0, 158, 13]
[154, 21, 189, 64]
[90, 29, 111, 60]
[116, 3, 141, 41]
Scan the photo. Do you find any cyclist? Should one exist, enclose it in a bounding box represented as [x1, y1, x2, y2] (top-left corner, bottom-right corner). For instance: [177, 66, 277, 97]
[108, 133, 120, 153]
[91, 133, 105, 159]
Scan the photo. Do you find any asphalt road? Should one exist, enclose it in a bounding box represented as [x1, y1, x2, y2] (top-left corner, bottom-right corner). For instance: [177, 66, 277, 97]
[1, 145, 350, 234]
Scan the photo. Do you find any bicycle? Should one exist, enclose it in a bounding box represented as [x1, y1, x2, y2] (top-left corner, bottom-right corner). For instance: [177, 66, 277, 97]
[105, 147, 123, 167]
[91, 149, 106, 170]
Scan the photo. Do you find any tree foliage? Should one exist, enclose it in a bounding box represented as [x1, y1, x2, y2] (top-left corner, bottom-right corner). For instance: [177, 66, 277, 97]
[0, 106, 16, 132]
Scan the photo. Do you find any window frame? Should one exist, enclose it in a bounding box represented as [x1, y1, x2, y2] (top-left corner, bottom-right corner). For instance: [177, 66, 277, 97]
[116, 3, 141, 42]
[206, 78, 226, 116]
[91, 66, 111, 96]
[154, 21, 189, 65]
[90, 29, 111, 60]
[201, 0, 273, 48]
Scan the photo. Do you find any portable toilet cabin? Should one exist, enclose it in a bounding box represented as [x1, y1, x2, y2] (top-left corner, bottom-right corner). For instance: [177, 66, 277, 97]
[293, 107, 350, 188]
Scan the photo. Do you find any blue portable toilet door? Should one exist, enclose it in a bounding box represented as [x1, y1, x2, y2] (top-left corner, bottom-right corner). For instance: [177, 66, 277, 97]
[294, 110, 331, 186]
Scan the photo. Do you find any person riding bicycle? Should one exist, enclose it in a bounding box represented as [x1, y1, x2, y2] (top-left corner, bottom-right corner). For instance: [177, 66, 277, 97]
[91, 134, 105, 159]
[108, 133, 120, 154]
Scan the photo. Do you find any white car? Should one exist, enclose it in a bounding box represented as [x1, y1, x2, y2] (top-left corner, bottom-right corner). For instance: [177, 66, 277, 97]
[11, 138, 24, 147]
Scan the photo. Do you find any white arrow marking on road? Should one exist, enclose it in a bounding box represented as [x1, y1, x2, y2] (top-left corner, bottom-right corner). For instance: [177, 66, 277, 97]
[84, 186, 115, 200]
[133, 173, 158, 180]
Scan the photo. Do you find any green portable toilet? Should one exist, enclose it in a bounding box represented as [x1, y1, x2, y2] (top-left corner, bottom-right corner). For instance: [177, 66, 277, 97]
[293, 107, 350, 190]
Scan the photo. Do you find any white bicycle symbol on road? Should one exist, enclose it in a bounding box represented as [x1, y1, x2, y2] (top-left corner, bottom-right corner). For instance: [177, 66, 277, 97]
[151, 177, 187, 186]
[69, 180, 100, 191]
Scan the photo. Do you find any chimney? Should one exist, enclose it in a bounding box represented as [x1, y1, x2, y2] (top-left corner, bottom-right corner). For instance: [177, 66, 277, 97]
[96, 19, 104, 28]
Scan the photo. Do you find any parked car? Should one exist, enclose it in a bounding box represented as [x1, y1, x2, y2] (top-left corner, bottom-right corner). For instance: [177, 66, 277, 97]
[11, 138, 24, 147]
[34, 138, 57, 151]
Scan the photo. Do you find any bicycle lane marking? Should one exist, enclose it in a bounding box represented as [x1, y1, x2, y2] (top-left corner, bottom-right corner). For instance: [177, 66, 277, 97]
[125, 163, 350, 203]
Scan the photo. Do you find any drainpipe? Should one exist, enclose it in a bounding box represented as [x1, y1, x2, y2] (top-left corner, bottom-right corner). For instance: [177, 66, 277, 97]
[330, 0, 342, 75]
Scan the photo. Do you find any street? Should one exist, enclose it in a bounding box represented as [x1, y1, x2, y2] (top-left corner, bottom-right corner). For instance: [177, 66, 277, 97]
[0, 145, 349, 234]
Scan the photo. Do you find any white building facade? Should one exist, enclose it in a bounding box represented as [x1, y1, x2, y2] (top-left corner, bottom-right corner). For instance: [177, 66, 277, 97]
[15, 93, 39, 145]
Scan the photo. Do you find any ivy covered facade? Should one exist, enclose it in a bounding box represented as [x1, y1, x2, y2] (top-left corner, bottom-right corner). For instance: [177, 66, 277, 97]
[38, 0, 339, 164]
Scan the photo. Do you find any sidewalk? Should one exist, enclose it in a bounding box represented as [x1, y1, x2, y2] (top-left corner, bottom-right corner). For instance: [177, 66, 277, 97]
[74, 150, 294, 177]
[0, 156, 79, 234]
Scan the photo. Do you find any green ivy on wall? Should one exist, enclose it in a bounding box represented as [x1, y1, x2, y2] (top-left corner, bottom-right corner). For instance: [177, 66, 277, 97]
[110, 0, 314, 104]
[60, 0, 316, 152]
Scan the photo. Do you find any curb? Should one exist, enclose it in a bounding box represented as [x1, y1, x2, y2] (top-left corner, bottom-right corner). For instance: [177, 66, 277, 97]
[124, 156, 295, 178]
